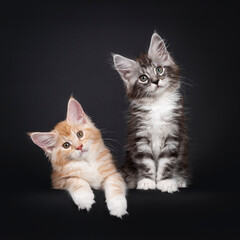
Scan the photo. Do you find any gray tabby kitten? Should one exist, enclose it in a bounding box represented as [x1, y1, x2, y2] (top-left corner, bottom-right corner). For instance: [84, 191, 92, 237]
[113, 32, 189, 192]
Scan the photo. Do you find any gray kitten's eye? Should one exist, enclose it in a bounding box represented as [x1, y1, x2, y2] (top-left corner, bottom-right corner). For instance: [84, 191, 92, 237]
[62, 142, 71, 149]
[139, 75, 148, 83]
[156, 66, 164, 75]
[77, 130, 84, 138]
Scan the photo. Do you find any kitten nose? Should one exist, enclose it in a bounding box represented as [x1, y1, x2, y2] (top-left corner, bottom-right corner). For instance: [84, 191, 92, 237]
[76, 144, 83, 150]
[152, 79, 159, 85]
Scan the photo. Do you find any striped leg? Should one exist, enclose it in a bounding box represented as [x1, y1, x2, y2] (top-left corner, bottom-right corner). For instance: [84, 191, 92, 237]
[156, 137, 179, 193]
[135, 151, 156, 190]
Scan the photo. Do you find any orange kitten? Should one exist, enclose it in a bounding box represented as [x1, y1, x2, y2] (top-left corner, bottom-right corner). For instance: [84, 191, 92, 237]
[30, 97, 127, 218]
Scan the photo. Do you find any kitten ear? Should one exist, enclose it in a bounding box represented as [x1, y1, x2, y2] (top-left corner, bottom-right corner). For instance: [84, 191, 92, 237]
[113, 54, 136, 79]
[30, 132, 57, 153]
[148, 32, 169, 60]
[67, 97, 86, 124]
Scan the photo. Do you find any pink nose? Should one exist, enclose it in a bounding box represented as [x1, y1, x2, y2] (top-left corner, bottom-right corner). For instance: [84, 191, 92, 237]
[76, 144, 83, 150]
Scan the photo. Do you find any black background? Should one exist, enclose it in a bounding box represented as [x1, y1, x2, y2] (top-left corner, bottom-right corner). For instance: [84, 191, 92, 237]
[1, 0, 239, 239]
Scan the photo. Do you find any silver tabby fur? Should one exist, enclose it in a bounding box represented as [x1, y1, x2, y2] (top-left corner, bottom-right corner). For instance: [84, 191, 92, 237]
[113, 32, 189, 192]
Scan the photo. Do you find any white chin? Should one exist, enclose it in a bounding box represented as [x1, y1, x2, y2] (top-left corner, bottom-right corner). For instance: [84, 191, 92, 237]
[154, 87, 162, 93]
[72, 152, 84, 160]
[157, 85, 166, 92]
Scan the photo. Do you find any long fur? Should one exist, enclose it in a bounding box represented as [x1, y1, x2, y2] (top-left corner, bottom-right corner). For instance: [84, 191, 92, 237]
[30, 97, 127, 217]
[113, 33, 189, 192]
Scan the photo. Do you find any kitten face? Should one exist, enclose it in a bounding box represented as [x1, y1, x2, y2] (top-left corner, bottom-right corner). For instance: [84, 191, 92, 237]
[30, 97, 101, 164]
[113, 33, 179, 100]
[51, 121, 100, 162]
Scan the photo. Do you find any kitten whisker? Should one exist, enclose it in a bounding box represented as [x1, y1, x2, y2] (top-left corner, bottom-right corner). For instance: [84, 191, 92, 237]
[99, 128, 116, 134]
[103, 138, 120, 144]
[180, 76, 196, 87]
[103, 139, 119, 150]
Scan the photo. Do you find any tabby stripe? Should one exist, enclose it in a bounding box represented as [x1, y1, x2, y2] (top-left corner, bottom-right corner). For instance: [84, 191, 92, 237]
[135, 152, 154, 160]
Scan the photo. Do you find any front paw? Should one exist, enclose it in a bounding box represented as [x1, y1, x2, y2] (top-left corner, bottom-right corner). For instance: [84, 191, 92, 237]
[71, 190, 95, 211]
[107, 195, 128, 218]
[157, 179, 179, 193]
[137, 178, 156, 190]
[177, 179, 187, 188]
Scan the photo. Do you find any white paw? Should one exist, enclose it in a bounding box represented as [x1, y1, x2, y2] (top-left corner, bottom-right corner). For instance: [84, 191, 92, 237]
[137, 178, 156, 190]
[106, 195, 128, 218]
[71, 190, 95, 211]
[177, 179, 187, 188]
[157, 179, 179, 193]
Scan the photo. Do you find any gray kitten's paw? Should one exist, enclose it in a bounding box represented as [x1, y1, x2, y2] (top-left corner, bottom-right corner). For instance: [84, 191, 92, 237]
[137, 178, 156, 190]
[157, 179, 179, 193]
[177, 179, 187, 188]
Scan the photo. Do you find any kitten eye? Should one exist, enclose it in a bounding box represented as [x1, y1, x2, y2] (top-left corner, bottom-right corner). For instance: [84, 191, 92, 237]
[156, 66, 164, 75]
[62, 142, 71, 149]
[139, 75, 148, 83]
[77, 130, 84, 138]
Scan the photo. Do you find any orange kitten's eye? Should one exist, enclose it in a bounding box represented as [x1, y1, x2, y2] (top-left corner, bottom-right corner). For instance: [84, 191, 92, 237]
[62, 142, 71, 149]
[77, 130, 84, 138]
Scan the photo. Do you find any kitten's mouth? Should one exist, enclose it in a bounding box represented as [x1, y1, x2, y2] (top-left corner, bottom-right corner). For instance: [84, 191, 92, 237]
[80, 149, 88, 155]
[73, 149, 88, 160]
[155, 83, 166, 91]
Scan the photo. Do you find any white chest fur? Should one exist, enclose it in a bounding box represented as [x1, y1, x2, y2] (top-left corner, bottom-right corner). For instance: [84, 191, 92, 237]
[65, 157, 103, 189]
[136, 91, 180, 159]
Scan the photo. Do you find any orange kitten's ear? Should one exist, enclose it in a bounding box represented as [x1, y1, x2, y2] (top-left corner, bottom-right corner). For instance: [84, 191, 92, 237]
[30, 132, 57, 153]
[67, 97, 86, 124]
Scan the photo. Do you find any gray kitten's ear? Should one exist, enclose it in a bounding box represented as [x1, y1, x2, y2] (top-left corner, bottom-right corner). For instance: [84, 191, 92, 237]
[30, 132, 57, 153]
[113, 54, 136, 79]
[148, 32, 169, 60]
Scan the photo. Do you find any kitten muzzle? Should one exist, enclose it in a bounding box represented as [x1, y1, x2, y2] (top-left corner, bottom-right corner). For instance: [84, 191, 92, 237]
[152, 79, 159, 85]
[76, 144, 83, 151]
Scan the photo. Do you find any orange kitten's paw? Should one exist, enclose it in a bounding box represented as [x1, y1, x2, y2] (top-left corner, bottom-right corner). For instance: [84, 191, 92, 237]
[137, 178, 156, 190]
[107, 195, 128, 218]
[157, 179, 179, 193]
[71, 190, 95, 211]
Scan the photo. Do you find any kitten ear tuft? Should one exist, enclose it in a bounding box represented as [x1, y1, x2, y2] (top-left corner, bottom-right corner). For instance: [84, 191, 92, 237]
[30, 132, 57, 153]
[148, 32, 169, 59]
[113, 54, 136, 78]
[70, 93, 74, 100]
[27, 132, 32, 137]
[67, 97, 86, 124]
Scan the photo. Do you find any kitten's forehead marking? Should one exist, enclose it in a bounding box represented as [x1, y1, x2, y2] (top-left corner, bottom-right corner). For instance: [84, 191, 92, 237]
[71, 129, 76, 136]
[71, 129, 80, 141]
[136, 54, 152, 68]
[136, 54, 157, 77]
[54, 121, 72, 137]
